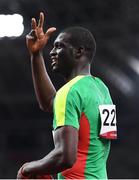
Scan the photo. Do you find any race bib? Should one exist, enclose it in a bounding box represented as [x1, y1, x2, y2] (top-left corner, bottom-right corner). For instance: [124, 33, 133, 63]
[99, 104, 117, 139]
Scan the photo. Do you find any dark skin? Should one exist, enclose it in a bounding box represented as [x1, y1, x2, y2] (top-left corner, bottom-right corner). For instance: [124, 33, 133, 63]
[51, 32, 91, 81]
[17, 12, 91, 179]
[17, 126, 78, 179]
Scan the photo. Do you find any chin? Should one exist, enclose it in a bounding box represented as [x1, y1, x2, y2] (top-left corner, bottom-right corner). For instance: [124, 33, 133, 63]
[52, 66, 59, 72]
[52, 68, 66, 77]
[51, 64, 58, 71]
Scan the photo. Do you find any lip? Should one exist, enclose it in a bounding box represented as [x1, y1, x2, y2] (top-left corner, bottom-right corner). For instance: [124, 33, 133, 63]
[51, 61, 57, 67]
[51, 57, 58, 67]
[51, 56, 58, 61]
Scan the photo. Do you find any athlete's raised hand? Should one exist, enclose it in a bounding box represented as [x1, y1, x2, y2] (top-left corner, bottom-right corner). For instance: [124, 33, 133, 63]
[26, 12, 56, 54]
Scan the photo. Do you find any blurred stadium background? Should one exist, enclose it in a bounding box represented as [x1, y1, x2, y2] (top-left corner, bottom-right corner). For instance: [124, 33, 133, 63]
[0, 0, 139, 178]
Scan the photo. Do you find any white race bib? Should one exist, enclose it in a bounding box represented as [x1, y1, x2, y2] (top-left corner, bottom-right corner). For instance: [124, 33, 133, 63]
[99, 104, 117, 139]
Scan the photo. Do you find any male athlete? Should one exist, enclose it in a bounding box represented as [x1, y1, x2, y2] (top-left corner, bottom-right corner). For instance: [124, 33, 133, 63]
[17, 12, 117, 179]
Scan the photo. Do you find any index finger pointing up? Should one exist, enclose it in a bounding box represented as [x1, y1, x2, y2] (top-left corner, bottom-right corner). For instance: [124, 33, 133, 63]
[38, 12, 44, 28]
[31, 18, 37, 30]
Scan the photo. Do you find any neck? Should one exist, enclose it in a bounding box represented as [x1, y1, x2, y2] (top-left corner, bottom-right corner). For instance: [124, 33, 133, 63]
[65, 63, 91, 82]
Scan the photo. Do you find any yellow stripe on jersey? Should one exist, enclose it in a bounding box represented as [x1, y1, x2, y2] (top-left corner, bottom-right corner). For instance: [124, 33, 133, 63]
[55, 75, 84, 127]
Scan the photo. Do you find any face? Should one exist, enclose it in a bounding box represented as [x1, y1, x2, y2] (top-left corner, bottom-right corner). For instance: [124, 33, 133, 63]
[50, 32, 76, 77]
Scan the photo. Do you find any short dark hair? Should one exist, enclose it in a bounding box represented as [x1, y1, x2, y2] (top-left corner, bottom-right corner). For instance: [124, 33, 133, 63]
[61, 26, 96, 62]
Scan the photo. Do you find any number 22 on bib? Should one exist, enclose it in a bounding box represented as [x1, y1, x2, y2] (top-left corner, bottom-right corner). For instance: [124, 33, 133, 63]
[99, 105, 117, 139]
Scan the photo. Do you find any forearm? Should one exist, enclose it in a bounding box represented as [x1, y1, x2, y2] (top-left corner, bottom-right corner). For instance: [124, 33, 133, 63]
[31, 51, 56, 112]
[23, 148, 70, 176]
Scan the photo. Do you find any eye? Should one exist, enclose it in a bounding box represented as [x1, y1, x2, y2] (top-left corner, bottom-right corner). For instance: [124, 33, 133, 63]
[55, 42, 65, 49]
[56, 44, 61, 49]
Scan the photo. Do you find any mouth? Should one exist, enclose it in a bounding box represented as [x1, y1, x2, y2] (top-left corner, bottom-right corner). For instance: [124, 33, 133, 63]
[51, 57, 58, 69]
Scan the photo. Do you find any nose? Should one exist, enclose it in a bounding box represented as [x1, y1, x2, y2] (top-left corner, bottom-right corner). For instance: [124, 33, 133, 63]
[50, 47, 57, 57]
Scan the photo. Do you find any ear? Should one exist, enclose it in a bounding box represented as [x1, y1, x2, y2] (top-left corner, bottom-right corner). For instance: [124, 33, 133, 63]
[74, 46, 85, 58]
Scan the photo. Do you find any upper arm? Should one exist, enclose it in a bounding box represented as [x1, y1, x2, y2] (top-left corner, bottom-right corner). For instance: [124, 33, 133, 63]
[53, 87, 82, 129]
[52, 85, 82, 166]
[53, 126, 78, 167]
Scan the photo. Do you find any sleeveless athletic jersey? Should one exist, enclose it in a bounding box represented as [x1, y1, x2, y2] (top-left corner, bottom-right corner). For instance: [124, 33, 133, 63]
[53, 75, 112, 179]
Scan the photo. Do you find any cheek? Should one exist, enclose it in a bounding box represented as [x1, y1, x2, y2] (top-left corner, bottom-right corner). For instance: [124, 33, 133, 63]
[57, 49, 75, 71]
[59, 50, 73, 62]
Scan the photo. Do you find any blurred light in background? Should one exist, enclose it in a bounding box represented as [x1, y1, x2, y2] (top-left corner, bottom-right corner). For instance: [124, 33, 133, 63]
[107, 67, 135, 97]
[128, 56, 139, 75]
[0, 14, 24, 38]
[100, 62, 135, 97]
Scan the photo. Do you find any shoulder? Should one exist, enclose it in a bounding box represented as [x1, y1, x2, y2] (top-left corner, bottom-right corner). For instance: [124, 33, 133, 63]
[56, 76, 85, 98]
[94, 77, 110, 90]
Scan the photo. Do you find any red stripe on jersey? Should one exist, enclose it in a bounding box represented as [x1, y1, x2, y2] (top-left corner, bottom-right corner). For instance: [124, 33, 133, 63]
[61, 112, 90, 179]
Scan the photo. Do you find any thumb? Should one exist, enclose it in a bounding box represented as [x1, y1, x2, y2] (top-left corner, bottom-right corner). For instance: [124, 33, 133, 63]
[45, 27, 56, 38]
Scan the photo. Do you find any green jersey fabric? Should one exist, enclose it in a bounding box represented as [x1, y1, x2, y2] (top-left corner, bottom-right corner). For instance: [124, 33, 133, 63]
[53, 75, 113, 179]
